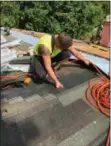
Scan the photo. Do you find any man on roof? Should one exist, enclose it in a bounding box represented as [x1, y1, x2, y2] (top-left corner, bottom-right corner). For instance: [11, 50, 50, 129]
[30, 32, 90, 88]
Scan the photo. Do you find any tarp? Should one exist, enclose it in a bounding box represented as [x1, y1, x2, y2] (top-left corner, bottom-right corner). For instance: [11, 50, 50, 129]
[70, 52, 109, 75]
[11, 31, 39, 45]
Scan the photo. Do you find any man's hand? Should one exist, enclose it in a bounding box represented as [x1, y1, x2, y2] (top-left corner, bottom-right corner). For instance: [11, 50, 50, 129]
[42, 53, 64, 88]
[55, 81, 64, 88]
[84, 59, 91, 66]
[68, 47, 91, 66]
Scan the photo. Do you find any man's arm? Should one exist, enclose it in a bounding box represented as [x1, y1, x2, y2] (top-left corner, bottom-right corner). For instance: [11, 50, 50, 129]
[68, 46, 90, 65]
[38, 45, 63, 88]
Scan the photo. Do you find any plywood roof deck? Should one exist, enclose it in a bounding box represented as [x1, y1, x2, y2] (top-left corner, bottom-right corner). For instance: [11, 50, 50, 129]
[73, 40, 110, 60]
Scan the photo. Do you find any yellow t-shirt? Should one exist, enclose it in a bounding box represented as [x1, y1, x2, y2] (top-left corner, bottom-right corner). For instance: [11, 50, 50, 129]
[33, 35, 62, 58]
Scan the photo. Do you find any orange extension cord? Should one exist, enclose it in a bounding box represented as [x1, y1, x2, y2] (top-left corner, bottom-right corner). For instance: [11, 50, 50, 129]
[86, 63, 110, 146]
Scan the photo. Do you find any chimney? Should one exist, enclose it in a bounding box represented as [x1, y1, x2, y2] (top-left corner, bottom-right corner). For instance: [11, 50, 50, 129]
[100, 15, 110, 48]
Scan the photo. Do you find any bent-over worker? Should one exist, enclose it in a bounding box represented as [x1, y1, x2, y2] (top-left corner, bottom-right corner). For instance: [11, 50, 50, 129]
[30, 32, 90, 88]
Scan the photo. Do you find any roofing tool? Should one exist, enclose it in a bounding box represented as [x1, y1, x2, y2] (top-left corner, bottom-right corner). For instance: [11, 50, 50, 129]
[24, 77, 32, 85]
[0, 71, 39, 90]
[85, 62, 110, 146]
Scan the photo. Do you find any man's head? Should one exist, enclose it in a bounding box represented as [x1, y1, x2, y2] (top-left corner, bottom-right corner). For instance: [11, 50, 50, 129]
[56, 32, 73, 50]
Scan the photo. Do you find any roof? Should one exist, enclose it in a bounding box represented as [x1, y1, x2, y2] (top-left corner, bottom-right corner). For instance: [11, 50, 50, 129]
[1, 27, 109, 146]
[1, 62, 108, 146]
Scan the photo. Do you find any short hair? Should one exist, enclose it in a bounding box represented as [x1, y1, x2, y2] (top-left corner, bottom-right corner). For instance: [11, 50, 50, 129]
[58, 32, 73, 49]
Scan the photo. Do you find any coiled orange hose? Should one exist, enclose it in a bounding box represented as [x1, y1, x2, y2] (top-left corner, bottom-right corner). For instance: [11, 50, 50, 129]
[86, 63, 110, 146]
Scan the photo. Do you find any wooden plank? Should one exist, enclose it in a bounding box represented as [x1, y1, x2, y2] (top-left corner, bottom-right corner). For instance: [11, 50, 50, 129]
[74, 42, 109, 60]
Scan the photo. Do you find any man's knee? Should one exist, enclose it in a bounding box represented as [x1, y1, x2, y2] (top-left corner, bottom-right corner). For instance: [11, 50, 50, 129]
[30, 56, 47, 77]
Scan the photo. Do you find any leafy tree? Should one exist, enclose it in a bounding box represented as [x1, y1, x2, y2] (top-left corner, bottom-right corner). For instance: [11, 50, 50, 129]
[1, 2, 20, 28]
[1, 1, 110, 41]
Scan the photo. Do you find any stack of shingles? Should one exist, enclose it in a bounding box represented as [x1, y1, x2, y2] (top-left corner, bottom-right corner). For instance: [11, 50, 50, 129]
[1, 33, 31, 67]
[1, 33, 29, 57]
[1, 35, 18, 65]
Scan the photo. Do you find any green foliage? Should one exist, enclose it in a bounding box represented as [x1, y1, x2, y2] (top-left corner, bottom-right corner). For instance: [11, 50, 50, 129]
[1, 1, 110, 40]
[1, 2, 20, 28]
